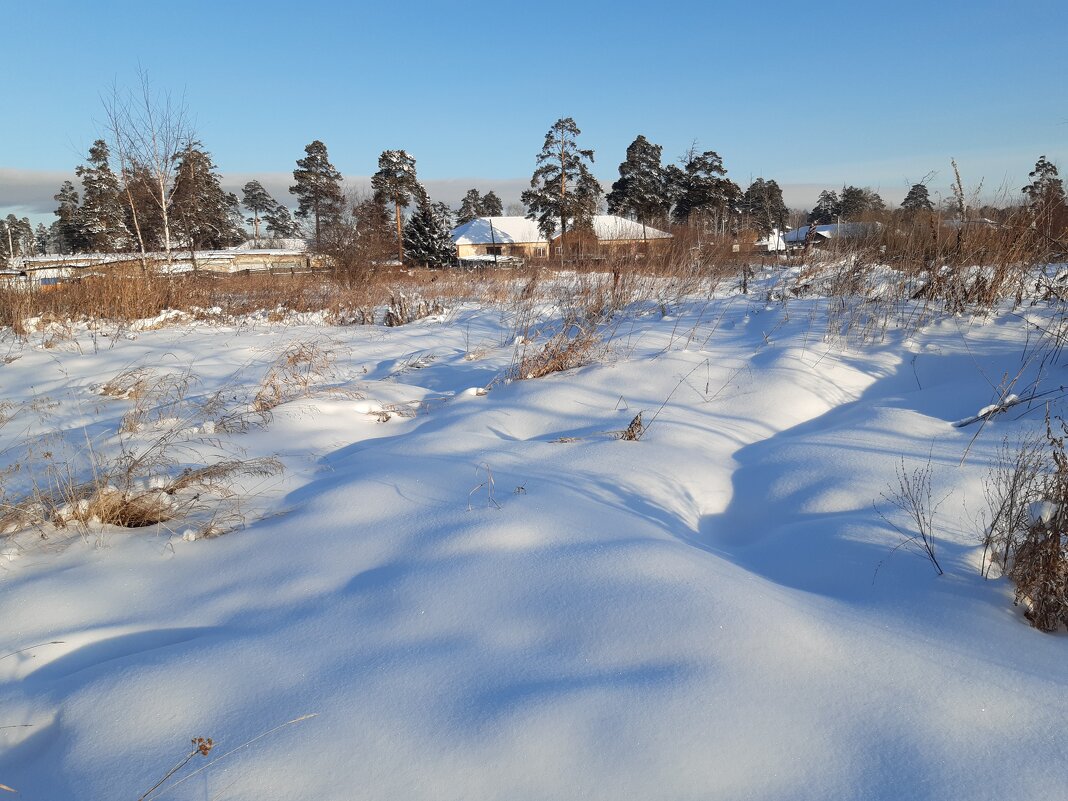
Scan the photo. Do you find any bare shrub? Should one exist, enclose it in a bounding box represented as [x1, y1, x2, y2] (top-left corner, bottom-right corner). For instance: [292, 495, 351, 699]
[984, 416, 1068, 631]
[980, 434, 1046, 577]
[877, 456, 946, 576]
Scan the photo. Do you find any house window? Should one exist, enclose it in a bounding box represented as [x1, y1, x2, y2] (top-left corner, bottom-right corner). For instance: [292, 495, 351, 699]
[534, 247, 547, 257]
[486, 246, 502, 256]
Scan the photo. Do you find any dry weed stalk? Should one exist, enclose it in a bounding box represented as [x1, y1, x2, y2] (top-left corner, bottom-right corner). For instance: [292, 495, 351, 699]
[877, 456, 946, 576]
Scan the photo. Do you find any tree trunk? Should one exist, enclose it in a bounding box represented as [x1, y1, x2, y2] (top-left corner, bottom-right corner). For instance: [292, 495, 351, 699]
[395, 201, 404, 263]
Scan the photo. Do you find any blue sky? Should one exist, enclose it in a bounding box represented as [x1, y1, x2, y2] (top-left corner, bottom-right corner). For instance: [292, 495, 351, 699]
[3, 0, 1066, 219]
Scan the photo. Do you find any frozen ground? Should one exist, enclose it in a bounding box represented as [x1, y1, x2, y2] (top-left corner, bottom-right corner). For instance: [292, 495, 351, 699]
[1, 281, 1066, 800]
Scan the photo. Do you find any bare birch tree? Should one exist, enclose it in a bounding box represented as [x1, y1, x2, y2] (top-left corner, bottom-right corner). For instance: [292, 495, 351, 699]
[104, 71, 191, 266]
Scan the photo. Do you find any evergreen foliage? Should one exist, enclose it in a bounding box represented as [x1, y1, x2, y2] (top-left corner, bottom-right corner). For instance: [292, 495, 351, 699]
[52, 180, 83, 253]
[839, 185, 885, 220]
[606, 135, 669, 236]
[290, 140, 344, 247]
[1, 215, 36, 263]
[170, 143, 245, 250]
[739, 178, 788, 236]
[808, 190, 841, 225]
[264, 202, 302, 239]
[480, 191, 503, 217]
[241, 180, 277, 246]
[403, 187, 455, 268]
[457, 189, 482, 226]
[372, 149, 420, 261]
[520, 117, 601, 251]
[75, 140, 130, 252]
[34, 223, 50, 255]
[900, 183, 934, 214]
[457, 189, 505, 225]
[667, 147, 740, 228]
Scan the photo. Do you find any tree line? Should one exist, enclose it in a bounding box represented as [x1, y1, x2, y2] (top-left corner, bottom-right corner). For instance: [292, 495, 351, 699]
[4, 91, 1065, 271]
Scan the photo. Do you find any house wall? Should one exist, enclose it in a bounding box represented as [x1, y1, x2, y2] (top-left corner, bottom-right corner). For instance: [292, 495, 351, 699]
[456, 242, 548, 259]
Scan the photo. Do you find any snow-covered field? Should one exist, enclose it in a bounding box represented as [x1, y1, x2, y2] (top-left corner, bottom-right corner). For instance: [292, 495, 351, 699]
[1, 276, 1066, 800]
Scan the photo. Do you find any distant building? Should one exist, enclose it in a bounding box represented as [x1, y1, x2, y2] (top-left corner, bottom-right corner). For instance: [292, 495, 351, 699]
[451, 215, 672, 261]
[2, 244, 317, 287]
[782, 222, 881, 249]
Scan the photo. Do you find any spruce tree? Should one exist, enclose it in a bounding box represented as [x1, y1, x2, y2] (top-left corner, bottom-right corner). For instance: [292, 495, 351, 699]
[457, 189, 483, 225]
[371, 149, 420, 262]
[900, 183, 934, 214]
[290, 140, 344, 247]
[808, 190, 841, 225]
[241, 180, 277, 246]
[520, 117, 601, 255]
[480, 191, 503, 217]
[606, 134, 669, 240]
[403, 187, 455, 268]
[75, 140, 129, 252]
[52, 180, 83, 253]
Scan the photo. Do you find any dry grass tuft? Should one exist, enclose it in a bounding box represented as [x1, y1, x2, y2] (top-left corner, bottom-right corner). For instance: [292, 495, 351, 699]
[511, 316, 605, 380]
[253, 340, 335, 413]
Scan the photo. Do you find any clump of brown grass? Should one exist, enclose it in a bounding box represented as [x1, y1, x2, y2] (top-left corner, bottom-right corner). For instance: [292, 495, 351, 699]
[383, 292, 446, 327]
[511, 315, 606, 380]
[252, 340, 335, 413]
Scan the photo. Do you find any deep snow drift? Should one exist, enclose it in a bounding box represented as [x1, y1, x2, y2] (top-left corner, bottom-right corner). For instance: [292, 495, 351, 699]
[1, 280, 1066, 800]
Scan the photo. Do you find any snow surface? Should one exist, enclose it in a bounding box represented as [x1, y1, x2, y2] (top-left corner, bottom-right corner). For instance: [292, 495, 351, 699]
[1, 279, 1066, 800]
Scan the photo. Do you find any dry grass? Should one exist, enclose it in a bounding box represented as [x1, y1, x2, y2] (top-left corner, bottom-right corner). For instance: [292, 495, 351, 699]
[510, 315, 606, 380]
[252, 340, 336, 413]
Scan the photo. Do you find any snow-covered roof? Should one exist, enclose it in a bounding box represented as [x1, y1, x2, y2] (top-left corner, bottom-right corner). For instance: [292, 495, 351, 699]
[452, 215, 672, 246]
[231, 238, 308, 252]
[585, 215, 672, 241]
[783, 223, 880, 244]
[452, 217, 547, 246]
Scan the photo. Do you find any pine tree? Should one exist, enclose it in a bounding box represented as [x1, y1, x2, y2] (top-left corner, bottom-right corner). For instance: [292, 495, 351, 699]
[241, 180, 277, 246]
[520, 117, 601, 255]
[52, 180, 83, 253]
[1, 215, 34, 260]
[75, 139, 129, 252]
[290, 140, 344, 248]
[667, 147, 740, 231]
[480, 191, 503, 217]
[808, 190, 841, 225]
[457, 189, 483, 225]
[264, 202, 301, 239]
[1022, 156, 1067, 240]
[403, 187, 455, 268]
[606, 135, 669, 239]
[899, 183, 934, 214]
[372, 150, 420, 262]
[171, 143, 245, 251]
[838, 186, 884, 220]
[740, 178, 788, 236]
